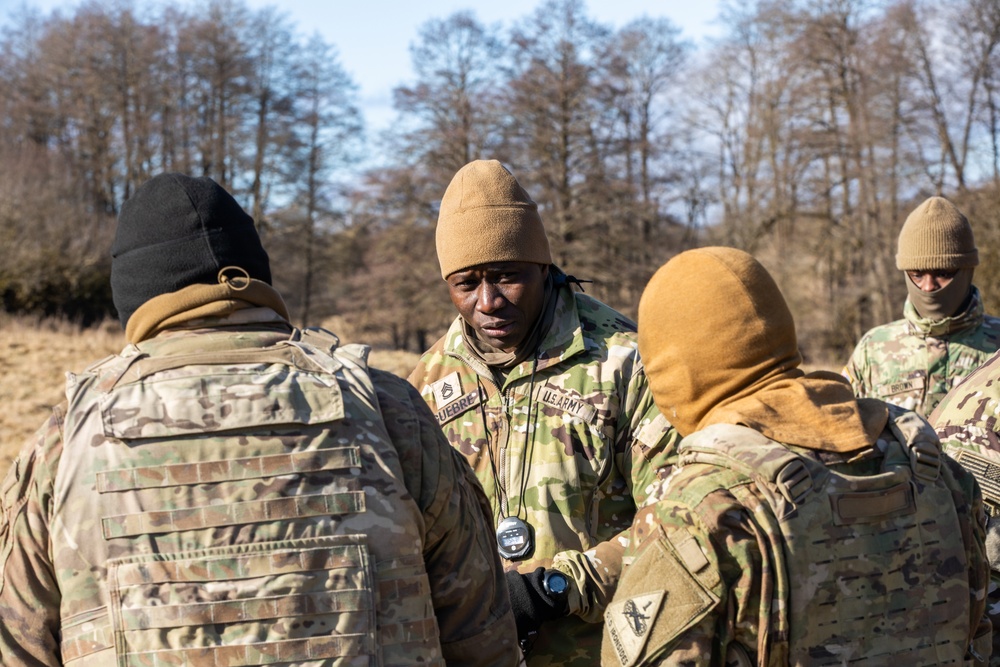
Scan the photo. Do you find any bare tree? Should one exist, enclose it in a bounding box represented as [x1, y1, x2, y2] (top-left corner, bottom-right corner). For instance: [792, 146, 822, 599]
[391, 11, 507, 181]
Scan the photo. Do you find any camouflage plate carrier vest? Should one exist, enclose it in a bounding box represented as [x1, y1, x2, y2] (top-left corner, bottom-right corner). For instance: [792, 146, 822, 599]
[53, 329, 443, 666]
[678, 407, 982, 666]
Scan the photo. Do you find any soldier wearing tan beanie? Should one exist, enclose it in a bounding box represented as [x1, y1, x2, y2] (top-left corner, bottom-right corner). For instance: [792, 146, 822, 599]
[408, 159, 680, 665]
[844, 195, 1000, 416]
[435, 159, 552, 279]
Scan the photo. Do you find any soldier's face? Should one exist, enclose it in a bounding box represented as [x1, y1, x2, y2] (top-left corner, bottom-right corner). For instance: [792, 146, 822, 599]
[446, 262, 549, 353]
[906, 269, 957, 292]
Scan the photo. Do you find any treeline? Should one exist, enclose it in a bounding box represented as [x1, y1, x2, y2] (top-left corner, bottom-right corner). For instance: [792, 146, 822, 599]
[3, 0, 1000, 365]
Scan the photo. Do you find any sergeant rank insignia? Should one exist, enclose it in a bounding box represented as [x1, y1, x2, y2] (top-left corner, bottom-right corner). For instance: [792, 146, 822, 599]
[429, 372, 481, 425]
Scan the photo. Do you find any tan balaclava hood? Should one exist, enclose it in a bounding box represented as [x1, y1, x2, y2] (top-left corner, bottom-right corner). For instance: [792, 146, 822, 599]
[436, 159, 552, 278]
[896, 196, 978, 320]
[638, 247, 886, 452]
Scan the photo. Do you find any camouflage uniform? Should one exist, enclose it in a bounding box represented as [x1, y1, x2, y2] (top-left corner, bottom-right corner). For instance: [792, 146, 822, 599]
[0, 321, 519, 666]
[408, 283, 680, 665]
[604, 406, 991, 666]
[929, 349, 1000, 667]
[843, 287, 1000, 416]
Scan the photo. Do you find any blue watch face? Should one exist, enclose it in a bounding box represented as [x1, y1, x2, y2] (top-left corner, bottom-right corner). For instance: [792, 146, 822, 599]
[546, 571, 569, 595]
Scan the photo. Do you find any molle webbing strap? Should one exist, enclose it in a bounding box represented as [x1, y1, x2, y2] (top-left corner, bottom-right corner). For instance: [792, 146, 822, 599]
[60, 619, 114, 662]
[117, 635, 370, 666]
[102, 492, 366, 539]
[97, 447, 360, 492]
[374, 556, 443, 653]
[119, 590, 370, 629]
[774, 458, 812, 505]
[886, 407, 942, 481]
[113, 541, 366, 584]
[108, 537, 378, 666]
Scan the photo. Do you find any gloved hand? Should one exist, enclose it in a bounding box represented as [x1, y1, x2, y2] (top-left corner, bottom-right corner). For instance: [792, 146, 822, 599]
[505, 567, 570, 643]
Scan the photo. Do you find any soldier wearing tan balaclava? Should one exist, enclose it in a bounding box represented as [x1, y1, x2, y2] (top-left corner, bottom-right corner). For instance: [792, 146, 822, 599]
[602, 246, 990, 666]
[843, 196, 1000, 417]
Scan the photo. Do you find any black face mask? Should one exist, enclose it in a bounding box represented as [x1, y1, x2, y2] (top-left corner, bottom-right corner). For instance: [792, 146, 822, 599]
[905, 267, 974, 320]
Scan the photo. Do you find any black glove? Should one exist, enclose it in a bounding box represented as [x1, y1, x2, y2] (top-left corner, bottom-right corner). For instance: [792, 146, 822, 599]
[505, 567, 570, 643]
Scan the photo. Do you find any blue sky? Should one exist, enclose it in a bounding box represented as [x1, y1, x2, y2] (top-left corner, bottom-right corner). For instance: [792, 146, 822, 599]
[253, 0, 726, 132]
[8, 0, 725, 134]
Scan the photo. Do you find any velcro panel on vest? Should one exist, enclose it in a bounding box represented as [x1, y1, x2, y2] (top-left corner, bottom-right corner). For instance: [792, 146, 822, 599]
[829, 481, 915, 526]
[107, 535, 376, 666]
[101, 356, 345, 440]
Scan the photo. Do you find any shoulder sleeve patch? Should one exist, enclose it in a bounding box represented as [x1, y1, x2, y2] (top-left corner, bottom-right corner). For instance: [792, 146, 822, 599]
[603, 529, 720, 667]
[605, 591, 666, 666]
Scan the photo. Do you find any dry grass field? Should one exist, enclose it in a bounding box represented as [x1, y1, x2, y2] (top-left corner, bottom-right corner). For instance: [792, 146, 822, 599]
[0, 316, 420, 477]
[0, 315, 838, 481]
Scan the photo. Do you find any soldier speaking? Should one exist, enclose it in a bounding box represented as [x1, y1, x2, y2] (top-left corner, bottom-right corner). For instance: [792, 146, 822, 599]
[409, 159, 680, 665]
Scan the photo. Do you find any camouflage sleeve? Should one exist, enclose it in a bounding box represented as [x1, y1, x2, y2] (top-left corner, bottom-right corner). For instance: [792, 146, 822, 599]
[940, 457, 994, 665]
[931, 376, 1000, 661]
[372, 370, 521, 666]
[552, 364, 682, 624]
[842, 338, 870, 397]
[0, 410, 64, 667]
[601, 480, 761, 667]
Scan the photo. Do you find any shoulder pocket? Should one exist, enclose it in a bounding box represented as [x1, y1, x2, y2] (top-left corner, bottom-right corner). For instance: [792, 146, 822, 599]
[603, 526, 720, 667]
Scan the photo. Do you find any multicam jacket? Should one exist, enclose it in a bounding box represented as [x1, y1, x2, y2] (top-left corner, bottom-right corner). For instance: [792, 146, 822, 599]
[930, 349, 1000, 667]
[0, 321, 519, 666]
[408, 284, 680, 666]
[843, 287, 1000, 416]
[604, 408, 991, 667]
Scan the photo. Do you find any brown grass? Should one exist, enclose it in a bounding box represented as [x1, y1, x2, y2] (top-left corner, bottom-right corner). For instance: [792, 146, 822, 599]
[0, 316, 420, 477]
[0, 315, 838, 480]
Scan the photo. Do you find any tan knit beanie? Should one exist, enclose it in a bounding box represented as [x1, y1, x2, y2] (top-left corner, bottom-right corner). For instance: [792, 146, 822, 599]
[896, 196, 978, 270]
[436, 160, 552, 278]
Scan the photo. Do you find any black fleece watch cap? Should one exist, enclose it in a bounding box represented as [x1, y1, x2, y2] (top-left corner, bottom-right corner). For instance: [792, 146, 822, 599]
[110, 172, 271, 328]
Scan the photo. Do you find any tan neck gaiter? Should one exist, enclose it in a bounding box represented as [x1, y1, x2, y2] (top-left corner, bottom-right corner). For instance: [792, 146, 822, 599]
[905, 267, 974, 320]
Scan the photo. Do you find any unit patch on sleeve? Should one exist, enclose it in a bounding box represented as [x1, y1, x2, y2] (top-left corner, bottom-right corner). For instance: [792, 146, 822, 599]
[602, 529, 720, 667]
[538, 386, 597, 423]
[605, 591, 665, 667]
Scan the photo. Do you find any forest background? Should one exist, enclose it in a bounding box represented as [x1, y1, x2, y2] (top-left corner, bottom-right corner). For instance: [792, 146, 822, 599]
[3, 0, 1000, 466]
